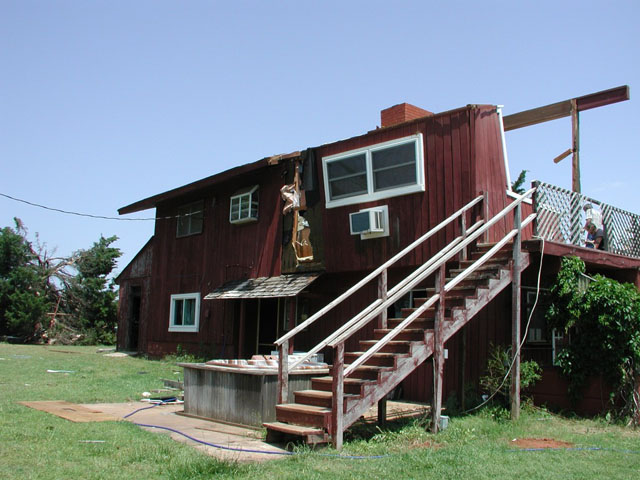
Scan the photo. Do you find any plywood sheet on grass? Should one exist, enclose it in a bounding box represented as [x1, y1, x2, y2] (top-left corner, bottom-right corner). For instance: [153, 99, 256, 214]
[19, 401, 121, 422]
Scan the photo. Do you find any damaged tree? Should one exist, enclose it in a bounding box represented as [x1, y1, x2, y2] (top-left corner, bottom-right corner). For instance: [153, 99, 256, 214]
[0, 218, 121, 344]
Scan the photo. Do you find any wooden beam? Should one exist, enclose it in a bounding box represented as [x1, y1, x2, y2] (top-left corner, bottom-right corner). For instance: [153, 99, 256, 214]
[503, 85, 629, 131]
[552, 148, 573, 164]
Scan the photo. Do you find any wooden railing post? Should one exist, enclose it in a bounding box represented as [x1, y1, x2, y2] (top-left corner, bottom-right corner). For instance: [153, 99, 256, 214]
[483, 191, 490, 244]
[510, 203, 522, 420]
[431, 263, 446, 433]
[459, 211, 468, 261]
[378, 269, 388, 329]
[531, 181, 540, 238]
[278, 339, 289, 404]
[332, 342, 344, 450]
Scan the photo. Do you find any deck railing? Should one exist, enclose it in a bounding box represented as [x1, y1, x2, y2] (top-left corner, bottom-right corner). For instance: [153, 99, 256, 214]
[533, 181, 640, 258]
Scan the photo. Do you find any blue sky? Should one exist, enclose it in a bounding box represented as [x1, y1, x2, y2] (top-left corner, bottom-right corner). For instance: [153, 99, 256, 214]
[1, 1, 638, 275]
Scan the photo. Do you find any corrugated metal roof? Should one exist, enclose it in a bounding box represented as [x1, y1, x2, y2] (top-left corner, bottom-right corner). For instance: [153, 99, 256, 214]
[204, 273, 320, 300]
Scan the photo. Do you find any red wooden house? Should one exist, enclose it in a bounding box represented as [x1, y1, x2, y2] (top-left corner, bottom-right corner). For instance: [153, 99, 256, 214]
[117, 86, 639, 446]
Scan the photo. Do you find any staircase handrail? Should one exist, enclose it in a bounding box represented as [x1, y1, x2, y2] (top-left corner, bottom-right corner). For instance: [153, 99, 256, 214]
[342, 211, 536, 377]
[274, 194, 484, 348]
[328, 187, 535, 353]
[287, 221, 484, 372]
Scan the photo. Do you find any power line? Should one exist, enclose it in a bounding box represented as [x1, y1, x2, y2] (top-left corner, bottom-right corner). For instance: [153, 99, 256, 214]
[0, 192, 156, 221]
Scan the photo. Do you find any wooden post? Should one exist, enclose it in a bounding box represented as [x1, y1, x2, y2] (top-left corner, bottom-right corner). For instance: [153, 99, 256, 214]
[378, 269, 388, 329]
[238, 299, 246, 359]
[278, 339, 289, 404]
[531, 181, 540, 238]
[288, 298, 296, 354]
[378, 397, 387, 427]
[510, 204, 522, 420]
[459, 211, 468, 261]
[483, 191, 490, 244]
[571, 99, 581, 193]
[332, 342, 345, 450]
[431, 264, 446, 433]
[460, 327, 467, 412]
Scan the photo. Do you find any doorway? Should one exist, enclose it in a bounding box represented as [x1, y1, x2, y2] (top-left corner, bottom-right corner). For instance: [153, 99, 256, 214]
[128, 286, 142, 351]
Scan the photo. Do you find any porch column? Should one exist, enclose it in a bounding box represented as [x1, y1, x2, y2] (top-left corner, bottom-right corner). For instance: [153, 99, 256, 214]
[511, 204, 522, 420]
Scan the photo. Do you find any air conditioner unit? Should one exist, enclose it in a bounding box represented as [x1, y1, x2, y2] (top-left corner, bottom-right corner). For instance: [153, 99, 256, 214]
[349, 205, 389, 239]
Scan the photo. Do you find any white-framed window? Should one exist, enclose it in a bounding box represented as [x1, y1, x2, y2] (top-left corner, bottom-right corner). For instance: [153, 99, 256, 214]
[169, 293, 200, 332]
[322, 134, 425, 208]
[229, 185, 259, 224]
[176, 200, 204, 237]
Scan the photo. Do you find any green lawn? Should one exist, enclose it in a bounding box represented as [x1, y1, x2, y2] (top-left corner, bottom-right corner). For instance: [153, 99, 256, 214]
[1, 343, 639, 479]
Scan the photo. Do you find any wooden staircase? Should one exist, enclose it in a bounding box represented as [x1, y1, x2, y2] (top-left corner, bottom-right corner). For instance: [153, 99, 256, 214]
[264, 244, 530, 444]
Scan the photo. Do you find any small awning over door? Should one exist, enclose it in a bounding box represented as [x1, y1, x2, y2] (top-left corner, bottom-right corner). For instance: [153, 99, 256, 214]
[204, 273, 320, 300]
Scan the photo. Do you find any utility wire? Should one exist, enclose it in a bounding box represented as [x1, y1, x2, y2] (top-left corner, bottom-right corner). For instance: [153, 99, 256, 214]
[0, 192, 154, 221]
[0, 192, 201, 222]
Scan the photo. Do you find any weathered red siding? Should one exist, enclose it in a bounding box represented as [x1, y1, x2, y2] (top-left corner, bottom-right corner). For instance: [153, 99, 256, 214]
[144, 163, 285, 356]
[312, 105, 509, 275]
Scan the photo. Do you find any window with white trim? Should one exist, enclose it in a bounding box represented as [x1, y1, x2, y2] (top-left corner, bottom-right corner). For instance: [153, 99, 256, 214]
[322, 134, 425, 208]
[169, 293, 200, 332]
[229, 185, 259, 224]
[176, 201, 204, 237]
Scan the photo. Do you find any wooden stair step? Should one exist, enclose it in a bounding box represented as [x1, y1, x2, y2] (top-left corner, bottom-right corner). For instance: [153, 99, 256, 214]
[311, 376, 374, 394]
[388, 317, 434, 330]
[345, 351, 400, 367]
[275, 403, 331, 428]
[359, 340, 412, 354]
[448, 265, 503, 277]
[329, 363, 393, 380]
[460, 257, 510, 267]
[293, 389, 357, 408]
[424, 286, 477, 296]
[263, 421, 329, 444]
[372, 328, 425, 341]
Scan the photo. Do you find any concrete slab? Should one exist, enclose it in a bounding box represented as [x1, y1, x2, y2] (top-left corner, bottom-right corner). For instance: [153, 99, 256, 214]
[86, 402, 290, 463]
[80, 400, 429, 463]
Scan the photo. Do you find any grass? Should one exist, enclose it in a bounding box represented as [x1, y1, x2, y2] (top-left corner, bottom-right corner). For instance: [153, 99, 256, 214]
[1, 343, 639, 479]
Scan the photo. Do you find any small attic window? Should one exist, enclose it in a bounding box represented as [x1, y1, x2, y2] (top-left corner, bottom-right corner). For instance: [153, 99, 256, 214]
[230, 185, 259, 224]
[176, 200, 204, 237]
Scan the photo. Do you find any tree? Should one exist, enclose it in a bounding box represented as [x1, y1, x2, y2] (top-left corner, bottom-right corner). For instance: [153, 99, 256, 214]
[0, 220, 121, 344]
[62, 235, 121, 344]
[511, 169, 528, 194]
[0, 220, 52, 338]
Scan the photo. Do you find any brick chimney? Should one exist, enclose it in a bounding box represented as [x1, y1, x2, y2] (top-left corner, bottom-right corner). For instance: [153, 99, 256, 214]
[380, 103, 433, 128]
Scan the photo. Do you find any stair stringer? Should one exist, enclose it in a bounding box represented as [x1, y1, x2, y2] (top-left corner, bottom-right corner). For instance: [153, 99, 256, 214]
[339, 253, 530, 431]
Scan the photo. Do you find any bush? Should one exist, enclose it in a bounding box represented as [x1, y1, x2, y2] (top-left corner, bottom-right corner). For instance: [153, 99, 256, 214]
[479, 343, 541, 406]
[546, 256, 640, 423]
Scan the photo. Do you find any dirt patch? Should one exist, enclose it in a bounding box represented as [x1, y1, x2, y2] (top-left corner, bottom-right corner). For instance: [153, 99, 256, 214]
[511, 438, 574, 449]
[409, 439, 442, 450]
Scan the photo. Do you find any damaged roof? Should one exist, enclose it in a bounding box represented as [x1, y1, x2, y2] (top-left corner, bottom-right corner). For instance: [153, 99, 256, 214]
[204, 273, 320, 300]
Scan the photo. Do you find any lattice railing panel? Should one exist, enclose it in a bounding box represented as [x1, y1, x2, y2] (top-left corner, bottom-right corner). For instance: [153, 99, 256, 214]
[533, 182, 640, 258]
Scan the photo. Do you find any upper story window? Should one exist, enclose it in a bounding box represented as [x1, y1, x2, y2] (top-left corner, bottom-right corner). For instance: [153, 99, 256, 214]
[169, 292, 200, 332]
[230, 185, 259, 224]
[176, 200, 204, 237]
[322, 134, 425, 208]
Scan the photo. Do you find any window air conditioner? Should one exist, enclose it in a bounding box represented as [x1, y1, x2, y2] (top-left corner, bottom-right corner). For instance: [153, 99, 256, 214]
[349, 206, 389, 239]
